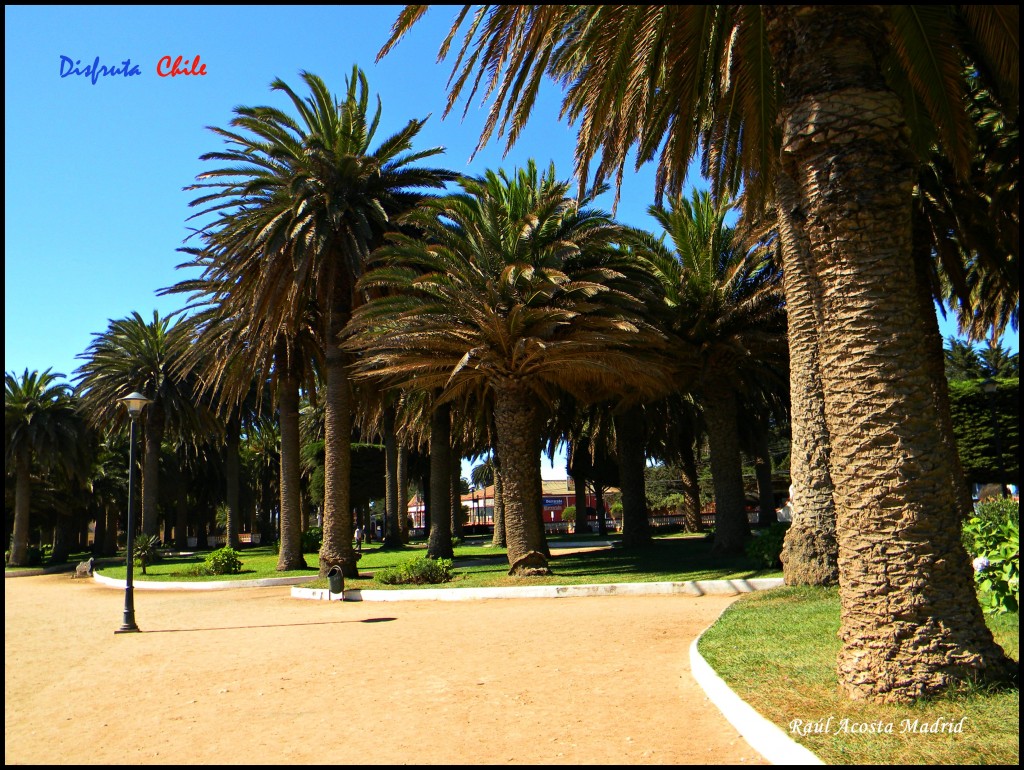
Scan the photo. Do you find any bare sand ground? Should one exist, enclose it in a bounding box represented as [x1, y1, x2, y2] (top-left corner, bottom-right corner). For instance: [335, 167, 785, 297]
[5, 571, 766, 765]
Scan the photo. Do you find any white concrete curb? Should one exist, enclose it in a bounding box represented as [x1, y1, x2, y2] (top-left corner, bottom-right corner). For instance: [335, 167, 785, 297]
[690, 618, 824, 765]
[291, 577, 785, 602]
[91, 572, 312, 590]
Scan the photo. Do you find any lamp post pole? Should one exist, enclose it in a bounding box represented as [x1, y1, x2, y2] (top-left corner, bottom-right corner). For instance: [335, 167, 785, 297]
[116, 392, 151, 634]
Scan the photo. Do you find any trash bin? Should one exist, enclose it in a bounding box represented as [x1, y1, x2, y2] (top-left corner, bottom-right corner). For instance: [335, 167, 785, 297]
[327, 565, 344, 597]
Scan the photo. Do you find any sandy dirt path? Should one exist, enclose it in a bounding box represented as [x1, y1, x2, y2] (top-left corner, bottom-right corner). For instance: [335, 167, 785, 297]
[5, 573, 766, 765]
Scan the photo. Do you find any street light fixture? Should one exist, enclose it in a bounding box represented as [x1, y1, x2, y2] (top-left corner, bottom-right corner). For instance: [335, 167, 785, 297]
[115, 391, 151, 634]
[981, 378, 1009, 499]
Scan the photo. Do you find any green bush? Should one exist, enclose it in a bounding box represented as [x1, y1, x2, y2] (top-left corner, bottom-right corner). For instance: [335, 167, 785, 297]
[206, 547, 243, 575]
[374, 556, 454, 585]
[561, 506, 576, 524]
[745, 522, 790, 569]
[182, 547, 244, 577]
[963, 499, 1019, 614]
[301, 527, 323, 554]
[134, 534, 161, 574]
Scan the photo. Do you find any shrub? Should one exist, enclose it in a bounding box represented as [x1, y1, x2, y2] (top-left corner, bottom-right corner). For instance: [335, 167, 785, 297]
[745, 522, 790, 569]
[374, 556, 454, 585]
[206, 547, 243, 575]
[561, 506, 576, 524]
[133, 534, 161, 574]
[963, 498, 1019, 614]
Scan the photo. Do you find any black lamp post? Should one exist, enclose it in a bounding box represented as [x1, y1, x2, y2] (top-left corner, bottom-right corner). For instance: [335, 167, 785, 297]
[981, 378, 1009, 499]
[115, 391, 151, 634]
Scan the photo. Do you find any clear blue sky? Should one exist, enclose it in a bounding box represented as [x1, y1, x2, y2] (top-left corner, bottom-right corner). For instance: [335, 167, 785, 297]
[5, 5, 1017, 480]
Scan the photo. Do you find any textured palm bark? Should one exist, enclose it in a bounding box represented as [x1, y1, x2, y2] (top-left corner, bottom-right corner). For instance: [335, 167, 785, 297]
[225, 414, 241, 549]
[383, 405, 403, 548]
[493, 381, 550, 575]
[766, 5, 1014, 700]
[450, 438, 464, 539]
[776, 169, 839, 586]
[491, 446, 506, 548]
[141, 401, 164, 537]
[615, 407, 652, 548]
[320, 323, 358, 577]
[397, 446, 409, 543]
[169, 460, 189, 550]
[9, 449, 31, 565]
[595, 485, 608, 537]
[679, 438, 702, 533]
[703, 387, 749, 554]
[427, 403, 454, 559]
[276, 367, 307, 571]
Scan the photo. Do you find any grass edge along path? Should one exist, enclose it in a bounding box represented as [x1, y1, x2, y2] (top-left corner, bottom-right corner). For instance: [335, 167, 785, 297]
[91, 535, 783, 587]
[697, 586, 1019, 765]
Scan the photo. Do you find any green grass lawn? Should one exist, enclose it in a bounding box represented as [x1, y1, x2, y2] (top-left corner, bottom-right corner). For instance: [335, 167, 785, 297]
[92, 534, 782, 588]
[698, 586, 1019, 765]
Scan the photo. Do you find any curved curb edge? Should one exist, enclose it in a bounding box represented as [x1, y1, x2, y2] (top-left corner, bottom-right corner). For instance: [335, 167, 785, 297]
[289, 577, 785, 602]
[690, 617, 824, 765]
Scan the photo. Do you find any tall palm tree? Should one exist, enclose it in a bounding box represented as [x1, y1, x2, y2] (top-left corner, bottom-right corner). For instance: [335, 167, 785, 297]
[381, 3, 1018, 701]
[74, 311, 206, 538]
[632, 191, 787, 554]
[5, 370, 87, 565]
[184, 67, 454, 578]
[347, 161, 670, 574]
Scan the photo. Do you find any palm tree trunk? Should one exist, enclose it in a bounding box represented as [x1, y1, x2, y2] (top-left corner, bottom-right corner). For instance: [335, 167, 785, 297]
[595, 484, 608, 537]
[766, 5, 1014, 700]
[776, 168, 839, 585]
[491, 457, 506, 548]
[141, 403, 164, 537]
[753, 429, 776, 527]
[679, 435, 702, 533]
[492, 382, 549, 575]
[572, 471, 589, 535]
[277, 359, 307, 571]
[615, 406, 652, 547]
[703, 386, 749, 554]
[174, 461, 189, 550]
[450, 437, 463, 540]
[320, 316, 358, 577]
[397, 445, 409, 543]
[9, 448, 31, 565]
[225, 414, 241, 550]
[103, 504, 118, 557]
[383, 403, 403, 548]
[427, 402, 454, 559]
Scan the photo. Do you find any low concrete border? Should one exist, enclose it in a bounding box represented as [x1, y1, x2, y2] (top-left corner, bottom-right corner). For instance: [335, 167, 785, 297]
[91, 572, 313, 591]
[689, 612, 824, 765]
[291, 577, 784, 602]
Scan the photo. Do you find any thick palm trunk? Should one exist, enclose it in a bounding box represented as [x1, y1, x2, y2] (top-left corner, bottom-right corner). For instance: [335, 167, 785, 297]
[141, 403, 164, 537]
[572, 472, 589, 535]
[320, 314, 358, 577]
[9, 448, 32, 565]
[277, 365, 307, 571]
[427, 402, 454, 559]
[703, 387, 749, 554]
[776, 169, 839, 585]
[171, 460, 189, 550]
[766, 5, 1014, 700]
[225, 414, 241, 550]
[103, 504, 118, 557]
[595, 484, 608, 537]
[492, 381, 549, 574]
[615, 406, 652, 547]
[383, 404, 403, 548]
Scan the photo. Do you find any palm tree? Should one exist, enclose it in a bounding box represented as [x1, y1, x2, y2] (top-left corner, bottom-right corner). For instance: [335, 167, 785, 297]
[184, 67, 454, 578]
[632, 191, 787, 554]
[5, 370, 87, 565]
[74, 311, 206, 538]
[381, 3, 1018, 701]
[347, 161, 669, 574]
